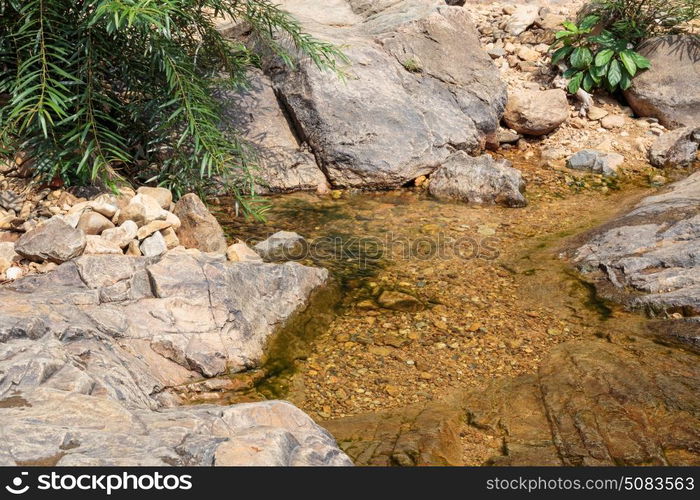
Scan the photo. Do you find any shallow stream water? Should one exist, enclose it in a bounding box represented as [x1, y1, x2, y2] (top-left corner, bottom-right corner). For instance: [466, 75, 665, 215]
[206, 168, 686, 421]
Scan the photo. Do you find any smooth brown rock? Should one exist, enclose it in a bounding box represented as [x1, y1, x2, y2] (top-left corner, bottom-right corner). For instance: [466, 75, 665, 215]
[504, 89, 569, 136]
[173, 194, 227, 254]
[77, 211, 115, 235]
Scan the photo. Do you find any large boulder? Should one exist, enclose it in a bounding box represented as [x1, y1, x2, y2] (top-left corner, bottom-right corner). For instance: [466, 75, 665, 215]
[15, 216, 86, 263]
[574, 171, 700, 319]
[428, 152, 527, 207]
[265, 0, 507, 188]
[173, 193, 228, 254]
[219, 70, 328, 193]
[623, 36, 700, 128]
[0, 251, 348, 465]
[503, 89, 569, 136]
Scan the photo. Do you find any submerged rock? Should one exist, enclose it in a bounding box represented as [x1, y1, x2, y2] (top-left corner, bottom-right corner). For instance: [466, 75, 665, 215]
[503, 89, 569, 136]
[566, 149, 624, 177]
[428, 152, 527, 207]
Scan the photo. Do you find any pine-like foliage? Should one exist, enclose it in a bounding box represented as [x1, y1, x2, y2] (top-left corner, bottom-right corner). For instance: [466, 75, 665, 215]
[0, 0, 344, 216]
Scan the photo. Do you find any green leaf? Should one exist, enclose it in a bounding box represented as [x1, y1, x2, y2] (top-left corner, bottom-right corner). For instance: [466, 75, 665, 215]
[551, 46, 573, 65]
[582, 72, 595, 92]
[579, 15, 600, 30]
[619, 50, 637, 76]
[568, 71, 584, 94]
[594, 48, 615, 67]
[555, 30, 573, 40]
[562, 21, 578, 32]
[589, 68, 602, 85]
[563, 67, 578, 79]
[570, 47, 592, 69]
[607, 59, 622, 88]
[619, 69, 632, 90]
[629, 51, 651, 69]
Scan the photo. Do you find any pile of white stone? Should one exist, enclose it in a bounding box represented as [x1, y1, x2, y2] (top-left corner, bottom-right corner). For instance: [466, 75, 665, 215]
[0, 186, 269, 281]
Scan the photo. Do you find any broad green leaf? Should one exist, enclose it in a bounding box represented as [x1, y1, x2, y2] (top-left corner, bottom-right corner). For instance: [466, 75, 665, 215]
[579, 15, 600, 30]
[582, 72, 595, 92]
[619, 69, 632, 90]
[630, 51, 651, 69]
[551, 46, 573, 65]
[568, 71, 584, 94]
[594, 48, 615, 67]
[570, 47, 592, 69]
[619, 50, 637, 76]
[562, 21, 578, 32]
[607, 59, 622, 88]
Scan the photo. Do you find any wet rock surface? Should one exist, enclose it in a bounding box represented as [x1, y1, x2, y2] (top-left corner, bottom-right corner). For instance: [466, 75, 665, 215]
[575, 172, 700, 321]
[326, 336, 700, 466]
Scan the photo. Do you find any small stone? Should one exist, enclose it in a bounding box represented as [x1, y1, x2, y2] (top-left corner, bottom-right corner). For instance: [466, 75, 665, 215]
[226, 241, 262, 262]
[587, 106, 608, 121]
[504, 89, 569, 136]
[161, 227, 180, 249]
[139, 231, 167, 257]
[137, 219, 172, 240]
[77, 211, 115, 235]
[173, 193, 227, 254]
[377, 290, 424, 313]
[136, 186, 173, 210]
[567, 149, 624, 177]
[83, 235, 123, 255]
[126, 240, 142, 256]
[117, 194, 167, 227]
[600, 115, 625, 129]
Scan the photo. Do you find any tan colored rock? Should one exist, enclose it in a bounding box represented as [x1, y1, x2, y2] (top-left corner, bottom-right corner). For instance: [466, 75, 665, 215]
[101, 220, 138, 249]
[503, 89, 569, 135]
[137, 220, 172, 240]
[77, 211, 115, 235]
[172, 193, 227, 254]
[116, 194, 167, 227]
[161, 227, 180, 249]
[600, 114, 625, 129]
[136, 187, 173, 210]
[84, 235, 123, 255]
[226, 241, 263, 262]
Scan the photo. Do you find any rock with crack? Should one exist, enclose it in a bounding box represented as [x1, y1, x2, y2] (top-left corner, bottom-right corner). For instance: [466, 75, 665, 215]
[217, 69, 329, 193]
[15, 216, 86, 263]
[428, 152, 527, 207]
[264, 0, 507, 188]
[574, 172, 700, 320]
[0, 250, 348, 466]
[0, 250, 330, 382]
[566, 149, 624, 177]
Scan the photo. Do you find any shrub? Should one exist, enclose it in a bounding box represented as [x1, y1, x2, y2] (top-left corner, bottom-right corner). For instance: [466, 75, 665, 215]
[551, 0, 699, 94]
[0, 0, 346, 217]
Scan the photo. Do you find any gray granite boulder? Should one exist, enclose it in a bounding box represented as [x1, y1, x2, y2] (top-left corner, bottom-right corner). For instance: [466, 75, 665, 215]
[428, 152, 527, 207]
[265, 0, 506, 188]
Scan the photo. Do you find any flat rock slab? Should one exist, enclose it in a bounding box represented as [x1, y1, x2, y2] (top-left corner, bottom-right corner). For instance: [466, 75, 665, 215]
[0, 251, 349, 466]
[574, 172, 700, 321]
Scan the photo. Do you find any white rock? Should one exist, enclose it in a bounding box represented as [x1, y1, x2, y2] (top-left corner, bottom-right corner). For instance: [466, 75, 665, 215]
[5, 266, 23, 280]
[83, 235, 123, 255]
[227, 241, 263, 263]
[140, 231, 167, 257]
[101, 220, 138, 248]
